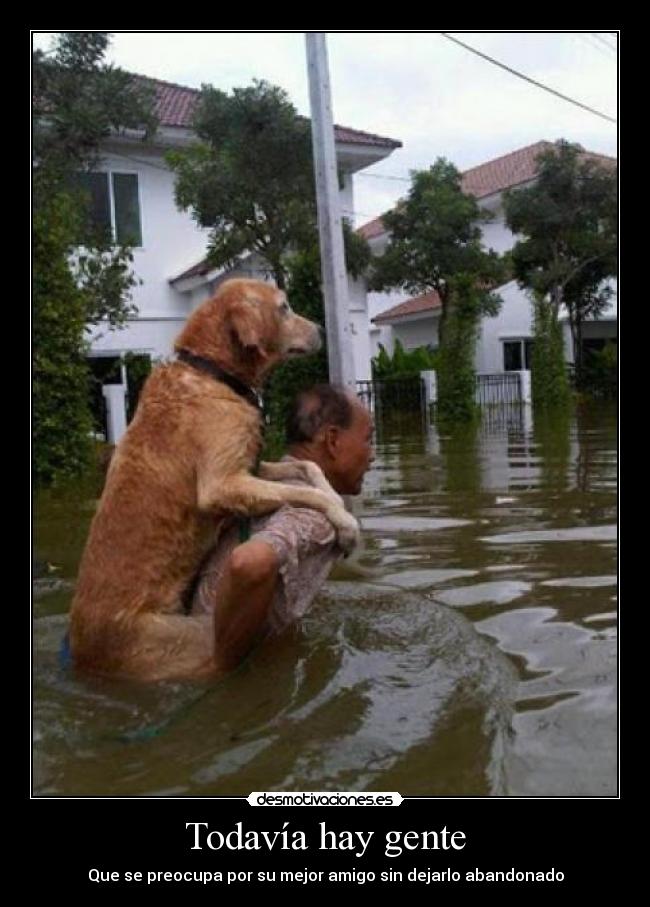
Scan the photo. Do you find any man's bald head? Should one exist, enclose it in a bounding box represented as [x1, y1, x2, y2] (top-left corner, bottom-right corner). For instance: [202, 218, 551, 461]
[286, 384, 357, 445]
[286, 384, 373, 496]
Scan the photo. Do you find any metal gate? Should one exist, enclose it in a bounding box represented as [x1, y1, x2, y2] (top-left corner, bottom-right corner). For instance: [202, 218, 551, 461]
[475, 373, 523, 406]
[357, 377, 426, 414]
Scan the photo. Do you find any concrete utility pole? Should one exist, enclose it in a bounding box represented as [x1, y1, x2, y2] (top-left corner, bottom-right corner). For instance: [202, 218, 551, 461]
[305, 32, 356, 389]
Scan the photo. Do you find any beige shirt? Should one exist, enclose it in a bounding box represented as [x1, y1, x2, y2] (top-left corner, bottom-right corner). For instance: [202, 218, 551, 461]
[191, 456, 341, 634]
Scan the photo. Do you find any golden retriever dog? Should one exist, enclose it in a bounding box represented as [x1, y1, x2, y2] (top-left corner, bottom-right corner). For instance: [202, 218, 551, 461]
[69, 279, 358, 681]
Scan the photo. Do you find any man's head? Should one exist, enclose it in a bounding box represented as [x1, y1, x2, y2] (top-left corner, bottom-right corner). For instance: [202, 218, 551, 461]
[286, 384, 374, 495]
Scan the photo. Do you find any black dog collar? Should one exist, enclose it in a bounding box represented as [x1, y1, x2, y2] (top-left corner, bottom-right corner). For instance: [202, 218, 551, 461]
[176, 348, 263, 414]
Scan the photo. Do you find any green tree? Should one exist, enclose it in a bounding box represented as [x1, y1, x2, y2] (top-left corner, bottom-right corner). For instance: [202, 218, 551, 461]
[529, 291, 571, 409]
[262, 246, 329, 457]
[503, 140, 617, 403]
[368, 160, 505, 420]
[33, 32, 158, 484]
[167, 79, 369, 290]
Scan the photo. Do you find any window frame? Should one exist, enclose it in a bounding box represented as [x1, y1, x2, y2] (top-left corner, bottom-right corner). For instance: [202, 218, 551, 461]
[76, 169, 144, 248]
[502, 337, 533, 372]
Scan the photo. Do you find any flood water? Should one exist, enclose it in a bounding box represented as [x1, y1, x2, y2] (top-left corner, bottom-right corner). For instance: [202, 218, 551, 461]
[33, 402, 618, 797]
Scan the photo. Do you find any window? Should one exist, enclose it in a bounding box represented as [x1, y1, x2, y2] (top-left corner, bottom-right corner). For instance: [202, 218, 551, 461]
[583, 337, 617, 359]
[503, 339, 533, 371]
[73, 171, 142, 246]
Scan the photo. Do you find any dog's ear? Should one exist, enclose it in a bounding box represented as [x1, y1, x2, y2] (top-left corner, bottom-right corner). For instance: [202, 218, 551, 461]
[228, 298, 274, 359]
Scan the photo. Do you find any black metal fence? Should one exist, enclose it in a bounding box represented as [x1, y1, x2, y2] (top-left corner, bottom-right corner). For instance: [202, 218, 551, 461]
[475, 373, 523, 406]
[357, 377, 426, 414]
[358, 373, 524, 414]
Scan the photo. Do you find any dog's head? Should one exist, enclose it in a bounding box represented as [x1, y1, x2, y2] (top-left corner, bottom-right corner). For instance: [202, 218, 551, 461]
[175, 279, 322, 386]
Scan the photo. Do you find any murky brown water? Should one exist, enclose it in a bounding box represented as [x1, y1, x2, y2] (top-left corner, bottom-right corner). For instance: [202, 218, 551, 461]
[33, 402, 617, 797]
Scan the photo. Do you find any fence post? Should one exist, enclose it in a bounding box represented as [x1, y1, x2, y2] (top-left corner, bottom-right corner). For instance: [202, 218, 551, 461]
[519, 370, 532, 404]
[102, 384, 128, 445]
[420, 370, 437, 407]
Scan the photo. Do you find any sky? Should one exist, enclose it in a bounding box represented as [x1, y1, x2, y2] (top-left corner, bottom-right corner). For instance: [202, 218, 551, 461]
[31, 30, 618, 228]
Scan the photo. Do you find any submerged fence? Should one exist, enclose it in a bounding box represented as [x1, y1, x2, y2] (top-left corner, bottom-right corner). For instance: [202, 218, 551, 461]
[357, 377, 426, 414]
[358, 370, 530, 416]
[475, 372, 525, 406]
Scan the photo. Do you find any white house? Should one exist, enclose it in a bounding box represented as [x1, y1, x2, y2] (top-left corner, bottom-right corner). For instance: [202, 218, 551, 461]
[361, 141, 618, 376]
[85, 75, 401, 436]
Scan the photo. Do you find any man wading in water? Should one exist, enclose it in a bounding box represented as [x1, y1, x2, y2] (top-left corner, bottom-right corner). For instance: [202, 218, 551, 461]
[191, 384, 374, 672]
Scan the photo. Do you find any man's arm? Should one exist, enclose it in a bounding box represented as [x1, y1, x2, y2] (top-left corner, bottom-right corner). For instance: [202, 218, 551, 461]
[193, 500, 340, 672]
[212, 540, 280, 673]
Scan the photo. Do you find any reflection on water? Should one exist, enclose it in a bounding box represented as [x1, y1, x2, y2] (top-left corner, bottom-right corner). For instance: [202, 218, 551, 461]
[33, 402, 617, 796]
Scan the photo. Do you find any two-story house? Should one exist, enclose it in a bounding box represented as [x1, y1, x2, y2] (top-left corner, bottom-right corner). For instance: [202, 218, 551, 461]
[360, 141, 617, 376]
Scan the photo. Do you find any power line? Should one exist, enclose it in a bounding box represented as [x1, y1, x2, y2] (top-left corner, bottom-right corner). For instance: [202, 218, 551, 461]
[591, 33, 617, 53]
[441, 32, 617, 124]
[356, 172, 410, 183]
[577, 33, 616, 60]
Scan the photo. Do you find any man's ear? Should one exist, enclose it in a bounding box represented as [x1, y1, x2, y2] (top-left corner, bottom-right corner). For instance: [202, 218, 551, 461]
[323, 424, 340, 455]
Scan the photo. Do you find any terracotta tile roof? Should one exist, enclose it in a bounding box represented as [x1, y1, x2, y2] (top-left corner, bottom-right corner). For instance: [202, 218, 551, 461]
[372, 290, 442, 324]
[332, 124, 401, 149]
[134, 75, 401, 147]
[358, 140, 617, 240]
[135, 75, 199, 128]
[358, 216, 388, 240]
[460, 140, 555, 198]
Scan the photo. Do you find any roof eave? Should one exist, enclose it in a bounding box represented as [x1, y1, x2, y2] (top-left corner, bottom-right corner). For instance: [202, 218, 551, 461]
[372, 308, 441, 326]
[169, 265, 223, 292]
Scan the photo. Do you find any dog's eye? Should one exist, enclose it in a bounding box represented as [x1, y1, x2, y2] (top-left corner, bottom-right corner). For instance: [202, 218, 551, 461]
[279, 301, 291, 315]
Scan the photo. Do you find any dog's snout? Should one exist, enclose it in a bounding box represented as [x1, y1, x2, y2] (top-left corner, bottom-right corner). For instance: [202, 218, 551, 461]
[282, 312, 322, 357]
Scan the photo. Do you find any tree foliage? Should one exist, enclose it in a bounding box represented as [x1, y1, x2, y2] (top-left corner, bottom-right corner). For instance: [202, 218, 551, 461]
[529, 292, 571, 409]
[435, 275, 484, 422]
[33, 33, 157, 186]
[34, 190, 95, 482]
[369, 160, 505, 335]
[369, 159, 506, 419]
[503, 140, 617, 384]
[33, 32, 158, 484]
[166, 76, 371, 449]
[262, 247, 329, 457]
[167, 79, 370, 288]
[372, 339, 438, 379]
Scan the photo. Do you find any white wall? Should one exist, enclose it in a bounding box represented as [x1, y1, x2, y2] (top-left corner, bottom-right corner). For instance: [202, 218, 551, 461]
[91, 147, 365, 369]
[479, 216, 517, 256]
[392, 316, 439, 352]
[348, 276, 371, 381]
[368, 287, 413, 357]
[100, 145, 211, 317]
[88, 144, 211, 360]
[89, 317, 184, 360]
[475, 280, 533, 373]
[340, 172, 355, 224]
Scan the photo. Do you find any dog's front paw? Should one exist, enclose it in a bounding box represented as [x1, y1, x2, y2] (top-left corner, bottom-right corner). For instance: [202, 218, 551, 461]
[334, 510, 361, 556]
[301, 461, 344, 508]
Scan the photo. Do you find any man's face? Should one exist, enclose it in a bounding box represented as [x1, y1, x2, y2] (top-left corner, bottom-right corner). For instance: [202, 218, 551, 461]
[328, 402, 374, 496]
